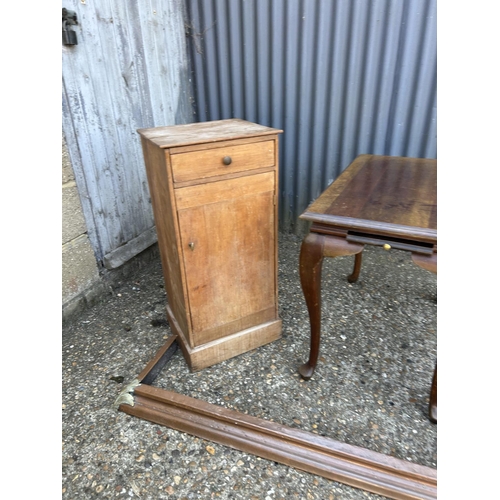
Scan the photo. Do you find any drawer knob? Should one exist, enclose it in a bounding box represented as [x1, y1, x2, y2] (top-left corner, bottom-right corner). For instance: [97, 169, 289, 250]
[188, 242, 195, 251]
[222, 156, 232, 166]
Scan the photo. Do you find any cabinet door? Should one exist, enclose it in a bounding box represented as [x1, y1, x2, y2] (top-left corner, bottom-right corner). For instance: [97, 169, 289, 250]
[175, 171, 277, 347]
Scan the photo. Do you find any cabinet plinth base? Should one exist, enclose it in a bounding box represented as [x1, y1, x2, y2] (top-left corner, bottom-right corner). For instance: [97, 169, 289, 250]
[166, 305, 282, 371]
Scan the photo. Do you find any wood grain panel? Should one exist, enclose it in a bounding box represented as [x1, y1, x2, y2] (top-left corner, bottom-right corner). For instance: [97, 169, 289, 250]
[140, 137, 190, 336]
[138, 119, 281, 149]
[178, 184, 276, 344]
[170, 140, 275, 183]
[191, 307, 277, 346]
[175, 171, 274, 210]
[167, 311, 282, 371]
[170, 136, 275, 155]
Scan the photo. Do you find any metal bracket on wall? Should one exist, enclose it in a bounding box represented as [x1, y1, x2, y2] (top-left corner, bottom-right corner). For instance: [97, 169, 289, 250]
[62, 8, 78, 46]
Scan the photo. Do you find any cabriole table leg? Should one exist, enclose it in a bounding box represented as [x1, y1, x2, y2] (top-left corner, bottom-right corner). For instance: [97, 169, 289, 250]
[347, 252, 363, 283]
[298, 232, 363, 380]
[298, 233, 326, 380]
[429, 364, 437, 424]
[412, 251, 437, 423]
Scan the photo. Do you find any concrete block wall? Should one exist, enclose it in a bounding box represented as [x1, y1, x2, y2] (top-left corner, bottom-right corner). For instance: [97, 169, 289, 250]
[62, 134, 162, 324]
[62, 134, 110, 322]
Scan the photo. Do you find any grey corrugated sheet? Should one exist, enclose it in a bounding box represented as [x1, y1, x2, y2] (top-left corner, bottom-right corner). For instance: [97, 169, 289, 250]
[185, 0, 437, 232]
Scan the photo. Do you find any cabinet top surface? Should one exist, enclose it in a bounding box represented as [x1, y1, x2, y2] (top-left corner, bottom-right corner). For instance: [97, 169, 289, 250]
[138, 119, 282, 149]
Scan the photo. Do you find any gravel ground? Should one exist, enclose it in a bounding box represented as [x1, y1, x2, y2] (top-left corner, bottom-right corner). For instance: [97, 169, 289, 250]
[62, 232, 437, 499]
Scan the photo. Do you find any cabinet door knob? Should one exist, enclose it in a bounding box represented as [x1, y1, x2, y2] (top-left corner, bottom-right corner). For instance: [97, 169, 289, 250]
[222, 156, 232, 166]
[188, 242, 195, 251]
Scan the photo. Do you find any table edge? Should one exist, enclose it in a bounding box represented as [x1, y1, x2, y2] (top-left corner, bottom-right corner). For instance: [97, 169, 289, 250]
[300, 212, 437, 243]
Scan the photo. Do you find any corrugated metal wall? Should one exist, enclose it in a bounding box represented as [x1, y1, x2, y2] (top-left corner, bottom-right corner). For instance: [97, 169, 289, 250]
[62, 0, 194, 267]
[185, 0, 437, 232]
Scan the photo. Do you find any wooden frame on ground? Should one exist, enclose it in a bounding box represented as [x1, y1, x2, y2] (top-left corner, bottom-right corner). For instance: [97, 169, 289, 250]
[116, 335, 437, 500]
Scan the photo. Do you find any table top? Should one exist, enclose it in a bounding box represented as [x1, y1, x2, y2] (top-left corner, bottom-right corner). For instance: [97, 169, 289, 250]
[300, 155, 437, 244]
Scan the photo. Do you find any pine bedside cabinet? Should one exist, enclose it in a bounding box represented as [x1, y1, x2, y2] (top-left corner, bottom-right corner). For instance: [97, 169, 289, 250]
[138, 119, 283, 371]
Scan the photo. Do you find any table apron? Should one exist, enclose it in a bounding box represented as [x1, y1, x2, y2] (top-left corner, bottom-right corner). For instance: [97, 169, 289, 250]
[346, 232, 434, 255]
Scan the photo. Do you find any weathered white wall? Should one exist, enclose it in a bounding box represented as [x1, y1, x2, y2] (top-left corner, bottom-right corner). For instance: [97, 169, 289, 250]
[62, 0, 194, 269]
[62, 0, 194, 318]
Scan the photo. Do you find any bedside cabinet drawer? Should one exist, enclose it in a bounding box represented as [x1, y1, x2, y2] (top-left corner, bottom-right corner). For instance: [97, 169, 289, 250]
[170, 140, 275, 183]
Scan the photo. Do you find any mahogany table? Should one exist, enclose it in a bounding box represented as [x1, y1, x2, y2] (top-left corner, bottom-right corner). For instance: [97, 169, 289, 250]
[298, 154, 437, 423]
